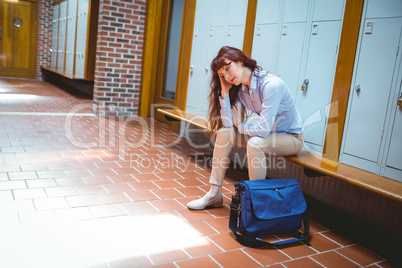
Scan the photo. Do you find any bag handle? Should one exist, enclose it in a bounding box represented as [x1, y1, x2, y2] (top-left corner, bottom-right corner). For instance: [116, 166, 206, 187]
[229, 195, 310, 248]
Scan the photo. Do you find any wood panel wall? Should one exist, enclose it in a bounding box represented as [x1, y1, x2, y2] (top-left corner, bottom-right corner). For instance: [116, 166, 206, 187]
[242, 0, 257, 57]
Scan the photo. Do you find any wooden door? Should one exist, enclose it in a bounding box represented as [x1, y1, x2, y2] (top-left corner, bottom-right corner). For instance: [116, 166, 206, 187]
[0, 0, 37, 78]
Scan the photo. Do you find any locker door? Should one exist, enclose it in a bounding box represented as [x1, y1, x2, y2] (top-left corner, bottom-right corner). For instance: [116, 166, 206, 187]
[208, 0, 226, 26]
[342, 19, 402, 164]
[384, 92, 402, 181]
[50, 4, 59, 70]
[299, 21, 341, 150]
[255, 0, 280, 25]
[312, 0, 345, 21]
[208, 26, 227, 60]
[226, 26, 245, 50]
[366, 0, 402, 19]
[65, 0, 78, 77]
[186, 26, 209, 116]
[382, 28, 402, 182]
[186, 0, 216, 116]
[75, 0, 89, 79]
[252, 24, 279, 72]
[276, 22, 306, 99]
[57, 1, 67, 72]
[186, 0, 247, 116]
[283, 0, 309, 23]
[275, 0, 310, 99]
[251, 0, 281, 72]
[200, 26, 227, 114]
[193, 0, 210, 27]
[226, 0, 248, 26]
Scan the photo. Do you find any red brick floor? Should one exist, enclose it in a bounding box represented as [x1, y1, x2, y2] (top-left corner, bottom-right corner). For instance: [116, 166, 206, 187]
[0, 78, 400, 267]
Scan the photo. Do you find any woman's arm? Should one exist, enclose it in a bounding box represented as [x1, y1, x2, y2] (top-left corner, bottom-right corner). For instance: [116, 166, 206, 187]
[238, 78, 284, 137]
[218, 74, 243, 128]
[219, 97, 233, 127]
[219, 97, 244, 128]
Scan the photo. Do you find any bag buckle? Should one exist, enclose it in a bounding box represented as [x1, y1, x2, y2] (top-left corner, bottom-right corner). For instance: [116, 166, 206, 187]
[234, 183, 245, 191]
[230, 196, 240, 211]
[230, 203, 241, 217]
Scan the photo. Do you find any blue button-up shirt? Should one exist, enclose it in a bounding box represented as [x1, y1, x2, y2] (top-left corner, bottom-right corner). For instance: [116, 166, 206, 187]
[219, 70, 303, 138]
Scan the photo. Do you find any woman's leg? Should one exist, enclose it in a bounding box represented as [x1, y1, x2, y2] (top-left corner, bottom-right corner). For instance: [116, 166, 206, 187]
[208, 127, 239, 186]
[247, 133, 304, 180]
[187, 127, 246, 209]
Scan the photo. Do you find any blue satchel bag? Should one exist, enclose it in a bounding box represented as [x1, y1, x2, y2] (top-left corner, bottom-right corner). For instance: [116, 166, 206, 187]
[229, 179, 310, 248]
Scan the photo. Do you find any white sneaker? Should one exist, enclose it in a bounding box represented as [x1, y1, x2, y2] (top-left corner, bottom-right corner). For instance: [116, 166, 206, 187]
[186, 194, 223, 210]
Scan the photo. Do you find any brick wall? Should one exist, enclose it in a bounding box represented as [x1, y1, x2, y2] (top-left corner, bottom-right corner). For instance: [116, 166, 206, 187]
[93, 0, 147, 117]
[35, 0, 147, 117]
[36, 0, 53, 80]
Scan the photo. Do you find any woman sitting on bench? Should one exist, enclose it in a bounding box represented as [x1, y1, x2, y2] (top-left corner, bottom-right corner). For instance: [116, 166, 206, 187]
[187, 46, 304, 210]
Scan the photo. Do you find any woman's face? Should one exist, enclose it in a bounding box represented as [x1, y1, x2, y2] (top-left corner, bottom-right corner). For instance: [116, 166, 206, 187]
[217, 58, 244, 86]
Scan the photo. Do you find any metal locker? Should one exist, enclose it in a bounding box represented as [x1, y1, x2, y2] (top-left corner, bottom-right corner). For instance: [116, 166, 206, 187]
[186, 26, 209, 116]
[312, 0, 345, 21]
[283, 0, 309, 23]
[50, 4, 59, 70]
[383, 93, 402, 182]
[255, 0, 280, 25]
[225, 26, 245, 50]
[201, 26, 228, 114]
[65, 0, 78, 77]
[187, 0, 213, 116]
[252, 24, 279, 72]
[209, 0, 227, 27]
[57, 1, 67, 72]
[186, 0, 248, 117]
[207, 26, 227, 63]
[193, 0, 211, 27]
[382, 23, 402, 182]
[75, 0, 89, 79]
[342, 18, 402, 168]
[227, 0, 248, 26]
[251, 0, 281, 72]
[299, 21, 342, 151]
[366, 0, 402, 19]
[276, 22, 306, 99]
[275, 0, 309, 97]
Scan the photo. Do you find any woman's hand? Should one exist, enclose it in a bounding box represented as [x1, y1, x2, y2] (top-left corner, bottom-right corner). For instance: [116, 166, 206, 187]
[232, 104, 241, 128]
[219, 75, 232, 98]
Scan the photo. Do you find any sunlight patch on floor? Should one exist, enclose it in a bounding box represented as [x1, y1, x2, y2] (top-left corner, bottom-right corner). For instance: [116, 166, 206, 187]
[0, 214, 205, 267]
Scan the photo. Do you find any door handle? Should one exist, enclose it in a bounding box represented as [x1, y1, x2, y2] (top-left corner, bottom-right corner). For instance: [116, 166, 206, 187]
[397, 92, 402, 107]
[190, 65, 194, 75]
[0, 26, 2, 40]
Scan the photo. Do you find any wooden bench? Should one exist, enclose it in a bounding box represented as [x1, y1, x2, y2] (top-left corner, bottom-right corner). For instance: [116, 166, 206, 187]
[41, 66, 75, 80]
[158, 108, 210, 130]
[157, 108, 402, 203]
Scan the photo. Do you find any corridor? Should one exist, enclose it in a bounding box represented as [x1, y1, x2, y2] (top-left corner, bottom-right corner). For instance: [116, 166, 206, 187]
[0, 78, 398, 267]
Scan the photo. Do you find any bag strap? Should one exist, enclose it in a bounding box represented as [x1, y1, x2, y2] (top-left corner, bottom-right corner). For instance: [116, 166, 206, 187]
[229, 195, 310, 248]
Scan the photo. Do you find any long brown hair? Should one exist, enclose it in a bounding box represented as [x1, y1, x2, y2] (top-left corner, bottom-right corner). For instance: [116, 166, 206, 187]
[207, 46, 260, 134]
